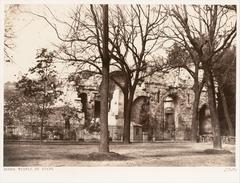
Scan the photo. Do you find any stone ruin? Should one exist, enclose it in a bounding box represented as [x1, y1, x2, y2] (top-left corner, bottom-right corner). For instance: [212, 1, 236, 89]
[67, 69, 210, 142]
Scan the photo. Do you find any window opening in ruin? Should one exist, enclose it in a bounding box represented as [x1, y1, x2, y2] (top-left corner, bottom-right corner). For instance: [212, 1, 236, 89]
[94, 100, 100, 118]
[79, 93, 88, 122]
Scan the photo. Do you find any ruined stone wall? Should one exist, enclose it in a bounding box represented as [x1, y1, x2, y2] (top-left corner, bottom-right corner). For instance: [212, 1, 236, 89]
[139, 69, 197, 140]
[73, 68, 208, 141]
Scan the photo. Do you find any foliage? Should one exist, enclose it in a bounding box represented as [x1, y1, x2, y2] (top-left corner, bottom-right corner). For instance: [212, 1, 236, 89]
[4, 83, 34, 126]
[213, 47, 236, 88]
[17, 48, 62, 113]
[89, 121, 100, 133]
[16, 49, 62, 140]
[213, 47, 236, 135]
[59, 105, 81, 130]
[167, 43, 192, 68]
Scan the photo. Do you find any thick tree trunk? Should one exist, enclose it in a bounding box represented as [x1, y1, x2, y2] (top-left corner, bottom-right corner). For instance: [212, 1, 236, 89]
[123, 90, 134, 144]
[218, 85, 234, 136]
[205, 69, 222, 149]
[191, 88, 201, 142]
[99, 5, 109, 153]
[99, 63, 109, 152]
[190, 65, 202, 142]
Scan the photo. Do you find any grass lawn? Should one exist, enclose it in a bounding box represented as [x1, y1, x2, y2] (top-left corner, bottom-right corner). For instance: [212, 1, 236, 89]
[4, 141, 235, 167]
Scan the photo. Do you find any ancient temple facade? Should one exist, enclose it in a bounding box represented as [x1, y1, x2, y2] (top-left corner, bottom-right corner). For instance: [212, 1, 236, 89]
[68, 68, 209, 142]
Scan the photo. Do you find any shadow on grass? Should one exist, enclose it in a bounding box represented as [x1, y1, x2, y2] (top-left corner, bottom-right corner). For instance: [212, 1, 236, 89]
[65, 152, 134, 161]
[143, 149, 232, 158]
[112, 144, 193, 150]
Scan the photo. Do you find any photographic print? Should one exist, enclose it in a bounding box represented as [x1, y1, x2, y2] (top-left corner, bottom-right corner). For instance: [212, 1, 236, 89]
[1, 0, 239, 183]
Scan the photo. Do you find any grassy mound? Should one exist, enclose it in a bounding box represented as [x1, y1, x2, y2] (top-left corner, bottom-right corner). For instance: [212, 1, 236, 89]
[67, 152, 131, 161]
[203, 149, 232, 154]
[87, 152, 130, 161]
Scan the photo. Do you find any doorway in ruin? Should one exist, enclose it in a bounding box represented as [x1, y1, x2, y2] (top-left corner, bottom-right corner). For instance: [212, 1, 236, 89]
[199, 104, 212, 135]
[131, 96, 151, 139]
[94, 100, 100, 118]
[162, 95, 177, 140]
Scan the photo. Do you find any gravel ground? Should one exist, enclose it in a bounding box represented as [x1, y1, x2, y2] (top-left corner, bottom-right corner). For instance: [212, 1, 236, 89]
[4, 141, 235, 167]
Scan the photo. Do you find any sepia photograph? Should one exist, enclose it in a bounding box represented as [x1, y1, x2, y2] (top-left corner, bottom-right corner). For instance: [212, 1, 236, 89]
[0, 0, 239, 182]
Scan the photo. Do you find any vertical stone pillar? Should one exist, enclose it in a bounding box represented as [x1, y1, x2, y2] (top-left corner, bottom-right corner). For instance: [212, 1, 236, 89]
[155, 100, 164, 141]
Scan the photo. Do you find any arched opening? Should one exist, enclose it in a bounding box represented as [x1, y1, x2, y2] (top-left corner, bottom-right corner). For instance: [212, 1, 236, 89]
[107, 71, 125, 126]
[131, 96, 151, 140]
[107, 71, 125, 140]
[79, 93, 88, 126]
[199, 104, 212, 135]
[131, 96, 150, 130]
[159, 92, 179, 141]
[163, 96, 176, 140]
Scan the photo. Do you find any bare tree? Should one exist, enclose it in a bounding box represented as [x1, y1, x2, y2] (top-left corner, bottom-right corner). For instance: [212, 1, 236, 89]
[107, 5, 168, 143]
[166, 5, 236, 149]
[4, 5, 21, 62]
[167, 43, 205, 142]
[29, 5, 168, 144]
[213, 47, 236, 136]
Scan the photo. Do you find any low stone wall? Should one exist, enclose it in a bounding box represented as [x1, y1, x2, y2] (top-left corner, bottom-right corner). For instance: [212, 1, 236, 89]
[199, 134, 235, 144]
[221, 136, 235, 144]
[109, 126, 123, 141]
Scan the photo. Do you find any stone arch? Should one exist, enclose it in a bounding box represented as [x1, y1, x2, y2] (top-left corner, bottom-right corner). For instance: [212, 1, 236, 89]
[161, 90, 180, 123]
[99, 71, 125, 113]
[109, 71, 126, 88]
[199, 103, 212, 135]
[160, 89, 180, 104]
[158, 89, 183, 140]
[107, 71, 125, 126]
[131, 96, 150, 129]
[131, 96, 153, 140]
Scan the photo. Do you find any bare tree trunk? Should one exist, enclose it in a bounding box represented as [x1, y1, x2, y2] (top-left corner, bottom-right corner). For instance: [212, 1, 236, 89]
[218, 85, 234, 136]
[99, 4, 109, 153]
[123, 90, 134, 144]
[191, 88, 201, 142]
[205, 69, 222, 149]
[123, 92, 130, 143]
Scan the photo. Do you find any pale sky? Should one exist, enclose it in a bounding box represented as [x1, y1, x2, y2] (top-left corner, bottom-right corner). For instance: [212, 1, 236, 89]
[4, 4, 170, 82]
[3, 3, 237, 82]
[4, 4, 73, 82]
